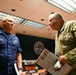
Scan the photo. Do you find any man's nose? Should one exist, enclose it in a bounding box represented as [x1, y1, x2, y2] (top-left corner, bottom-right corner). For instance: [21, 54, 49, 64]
[49, 22, 52, 26]
[49, 22, 51, 25]
[11, 22, 14, 25]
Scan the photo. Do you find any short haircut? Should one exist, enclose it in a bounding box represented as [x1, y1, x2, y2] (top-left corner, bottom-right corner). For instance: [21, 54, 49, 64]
[55, 13, 63, 19]
[2, 15, 15, 22]
[51, 12, 63, 19]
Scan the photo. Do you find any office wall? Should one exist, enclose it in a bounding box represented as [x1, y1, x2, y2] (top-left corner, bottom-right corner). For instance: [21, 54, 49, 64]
[16, 34, 55, 60]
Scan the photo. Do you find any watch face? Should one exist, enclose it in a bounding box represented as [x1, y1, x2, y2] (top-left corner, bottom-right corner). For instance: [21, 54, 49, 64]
[34, 41, 45, 55]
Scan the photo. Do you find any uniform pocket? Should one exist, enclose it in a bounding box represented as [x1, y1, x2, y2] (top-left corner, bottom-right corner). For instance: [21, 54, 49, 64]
[12, 40, 19, 53]
[0, 40, 6, 50]
[12, 42, 18, 50]
[60, 32, 74, 45]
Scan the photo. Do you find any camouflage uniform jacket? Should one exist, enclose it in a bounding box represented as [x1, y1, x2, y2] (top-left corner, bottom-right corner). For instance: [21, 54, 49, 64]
[55, 20, 76, 66]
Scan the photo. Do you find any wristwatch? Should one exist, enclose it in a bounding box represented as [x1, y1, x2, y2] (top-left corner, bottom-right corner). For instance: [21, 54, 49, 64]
[18, 68, 23, 71]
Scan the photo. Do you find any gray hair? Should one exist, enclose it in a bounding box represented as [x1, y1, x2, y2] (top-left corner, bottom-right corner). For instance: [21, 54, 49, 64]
[2, 15, 15, 22]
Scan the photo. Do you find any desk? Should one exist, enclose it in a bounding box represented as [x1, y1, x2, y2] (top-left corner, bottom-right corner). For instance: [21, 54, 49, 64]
[25, 64, 36, 71]
[22, 69, 46, 75]
[33, 69, 46, 75]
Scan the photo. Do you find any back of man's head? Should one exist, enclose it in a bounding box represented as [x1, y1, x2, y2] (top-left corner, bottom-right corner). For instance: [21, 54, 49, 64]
[52, 12, 63, 19]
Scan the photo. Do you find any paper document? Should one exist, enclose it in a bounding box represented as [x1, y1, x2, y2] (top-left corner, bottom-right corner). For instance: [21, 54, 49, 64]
[36, 49, 72, 75]
[14, 63, 19, 75]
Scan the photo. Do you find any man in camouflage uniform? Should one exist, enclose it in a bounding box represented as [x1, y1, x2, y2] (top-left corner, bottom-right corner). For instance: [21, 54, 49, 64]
[48, 12, 76, 75]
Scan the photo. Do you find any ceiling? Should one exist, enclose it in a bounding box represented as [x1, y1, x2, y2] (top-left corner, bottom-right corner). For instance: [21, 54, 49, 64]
[0, 0, 76, 40]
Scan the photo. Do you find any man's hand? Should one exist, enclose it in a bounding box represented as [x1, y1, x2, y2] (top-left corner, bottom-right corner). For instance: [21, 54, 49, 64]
[54, 60, 61, 71]
[54, 55, 67, 71]
[58, 55, 67, 66]
[18, 70, 23, 75]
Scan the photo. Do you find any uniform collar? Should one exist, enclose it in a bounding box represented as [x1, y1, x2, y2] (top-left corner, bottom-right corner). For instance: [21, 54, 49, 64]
[0, 28, 3, 34]
[0, 28, 15, 39]
[57, 22, 65, 37]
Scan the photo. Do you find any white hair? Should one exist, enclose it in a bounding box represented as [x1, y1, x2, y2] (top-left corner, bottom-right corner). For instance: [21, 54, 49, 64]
[2, 15, 15, 22]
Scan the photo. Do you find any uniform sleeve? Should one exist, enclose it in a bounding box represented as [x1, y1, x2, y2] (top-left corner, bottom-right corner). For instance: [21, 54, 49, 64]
[64, 22, 76, 64]
[17, 38, 22, 53]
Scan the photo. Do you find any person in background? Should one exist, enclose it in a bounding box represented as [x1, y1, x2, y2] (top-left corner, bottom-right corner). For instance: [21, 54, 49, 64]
[48, 12, 76, 75]
[0, 15, 23, 75]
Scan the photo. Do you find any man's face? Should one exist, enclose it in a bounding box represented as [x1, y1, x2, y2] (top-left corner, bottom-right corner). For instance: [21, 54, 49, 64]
[48, 14, 60, 30]
[3, 18, 15, 31]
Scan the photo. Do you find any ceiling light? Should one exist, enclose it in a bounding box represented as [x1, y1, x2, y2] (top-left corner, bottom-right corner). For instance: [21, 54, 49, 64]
[0, 12, 46, 29]
[11, 9, 16, 12]
[41, 19, 44, 21]
[0, 12, 24, 24]
[46, 0, 76, 14]
[22, 20, 46, 29]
